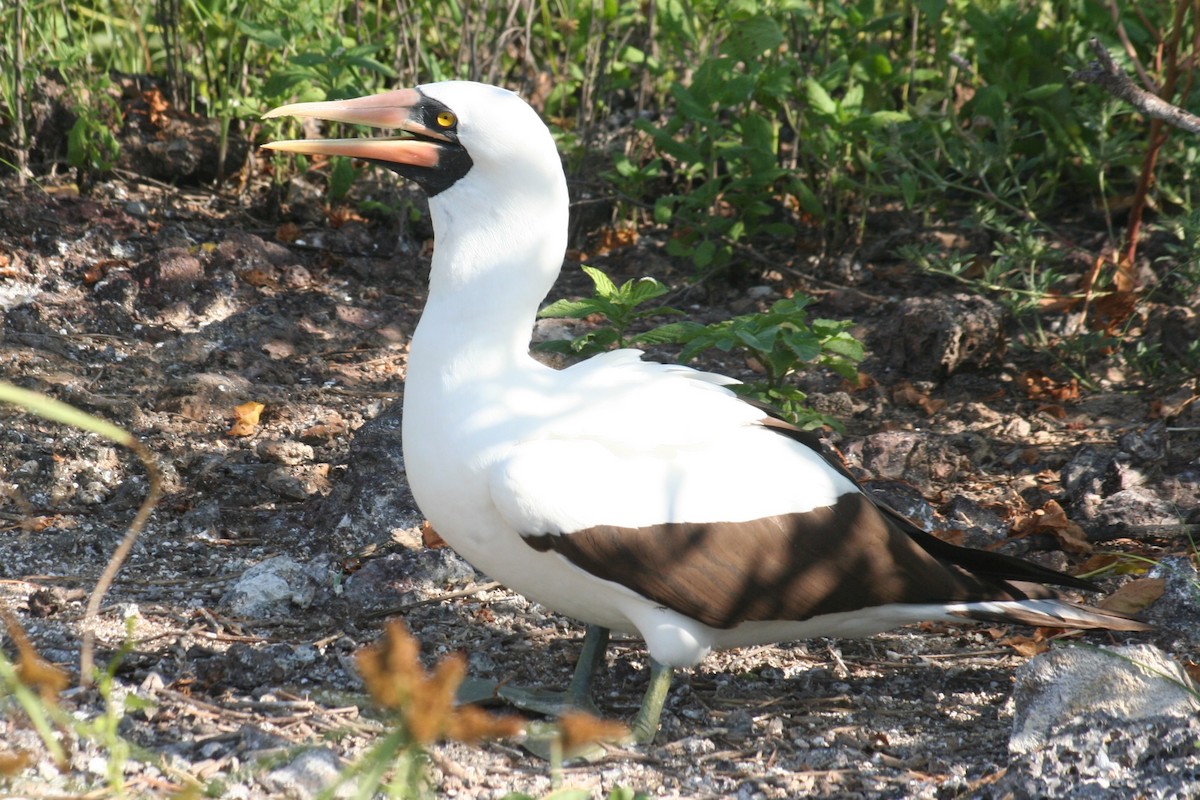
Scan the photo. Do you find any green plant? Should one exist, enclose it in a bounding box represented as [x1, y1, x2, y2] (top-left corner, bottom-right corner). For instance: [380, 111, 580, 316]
[537, 267, 863, 429]
[673, 295, 863, 429]
[535, 265, 687, 357]
[64, 70, 123, 189]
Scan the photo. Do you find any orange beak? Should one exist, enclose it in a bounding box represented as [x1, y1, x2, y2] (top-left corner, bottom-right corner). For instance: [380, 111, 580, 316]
[262, 88, 448, 168]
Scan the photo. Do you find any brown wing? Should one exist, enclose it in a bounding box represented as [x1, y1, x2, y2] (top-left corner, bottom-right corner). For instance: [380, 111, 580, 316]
[522, 408, 1132, 630]
[524, 491, 1053, 629]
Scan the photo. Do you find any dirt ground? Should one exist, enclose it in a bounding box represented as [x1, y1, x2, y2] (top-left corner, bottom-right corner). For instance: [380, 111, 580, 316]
[1, 100, 1199, 799]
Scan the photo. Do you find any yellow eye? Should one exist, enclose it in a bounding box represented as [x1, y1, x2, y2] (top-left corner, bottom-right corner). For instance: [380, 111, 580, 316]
[435, 111, 456, 128]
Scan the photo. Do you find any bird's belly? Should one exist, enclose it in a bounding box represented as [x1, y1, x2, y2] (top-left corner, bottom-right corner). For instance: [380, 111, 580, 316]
[402, 432, 643, 634]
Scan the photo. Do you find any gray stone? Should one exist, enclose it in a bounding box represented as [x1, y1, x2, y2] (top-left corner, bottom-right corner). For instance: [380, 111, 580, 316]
[222, 555, 335, 618]
[1147, 557, 1200, 647]
[1009, 643, 1200, 755]
[263, 748, 354, 799]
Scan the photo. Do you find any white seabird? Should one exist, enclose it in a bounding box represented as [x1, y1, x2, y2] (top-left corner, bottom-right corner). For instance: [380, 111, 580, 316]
[263, 81, 1147, 743]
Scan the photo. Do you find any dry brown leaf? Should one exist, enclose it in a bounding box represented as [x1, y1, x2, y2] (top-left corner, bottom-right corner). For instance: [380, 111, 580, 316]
[326, 205, 368, 228]
[445, 704, 523, 743]
[2, 609, 68, 703]
[0, 751, 31, 776]
[275, 222, 302, 244]
[594, 226, 638, 256]
[1012, 500, 1092, 554]
[1035, 404, 1067, 419]
[1185, 661, 1200, 684]
[1089, 291, 1138, 333]
[891, 380, 946, 415]
[1003, 632, 1050, 657]
[844, 371, 876, 392]
[421, 520, 446, 549]
[238, 267, 278, 288]
[1019, 369, 1079, 402]
[559, 709, 630, 752]
[356, 621, 521, 746]
[141, 87, 171, 127]
[1099, 577, 1165, 615]
[227, 401, 265, 437]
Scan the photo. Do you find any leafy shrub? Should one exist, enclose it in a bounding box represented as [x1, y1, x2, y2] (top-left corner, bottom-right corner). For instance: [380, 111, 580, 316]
[538, 266, 863, 429]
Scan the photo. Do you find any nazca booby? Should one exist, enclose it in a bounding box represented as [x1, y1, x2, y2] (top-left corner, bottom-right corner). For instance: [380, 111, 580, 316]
[263, 81, 1148, 743]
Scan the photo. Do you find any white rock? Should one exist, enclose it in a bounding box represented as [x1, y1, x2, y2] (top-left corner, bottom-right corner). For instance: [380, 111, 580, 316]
[1009, 643, 1200, 754]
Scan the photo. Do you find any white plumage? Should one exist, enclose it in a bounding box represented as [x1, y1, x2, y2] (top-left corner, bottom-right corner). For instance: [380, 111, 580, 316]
[264, 81, 1147, 742]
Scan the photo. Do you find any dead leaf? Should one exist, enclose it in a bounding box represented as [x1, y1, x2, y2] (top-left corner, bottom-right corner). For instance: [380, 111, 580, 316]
[593, 225, 638, 256]
[559, 709, 629, 752]
[140, 87, 170, 127]
[2, 609, 68, 704]
[0, 751, 31, 776]
[1012, 500, 1092, 554]
[227, 401, 265, 437]
[275, 222, 302, 244]
[326, 205, 367, 228]
[356, 621, 521, 745]
[1019, 369, 1079, 402]
[1035, 404, 1067, 419]
[238, 267, 278, 288]
[1089, 290, 1138, 333]
[422, 520, 446, 549]
[891, 380, 946, 415]
[844, 372, 876, 392]
[1003, 629, 1050, 657]
[1099, 577, 1165, 615]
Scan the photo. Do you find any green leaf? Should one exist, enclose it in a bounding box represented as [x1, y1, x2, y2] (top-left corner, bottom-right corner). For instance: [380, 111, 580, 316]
[633, 321, 706, 345]
[805, 78, 838, 117]
[538, 298, 603, 319]
[721, 14, 784, 61]
[625, 277, 669, 306]
[866, 110, 911, 128]
[1023, 83, 1064, 101]
[235, 18, 288, 48]
[328, 156, 356, 200]
[582, 265, 619, 298]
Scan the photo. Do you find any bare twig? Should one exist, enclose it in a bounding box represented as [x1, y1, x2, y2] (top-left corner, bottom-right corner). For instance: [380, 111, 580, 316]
[1072, 32, 1199, 272]
[1071, 37, 1200, 135]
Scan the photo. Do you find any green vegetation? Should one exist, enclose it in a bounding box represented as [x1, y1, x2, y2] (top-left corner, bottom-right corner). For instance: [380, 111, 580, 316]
[537, 265, 862, 428]
[2, 1, 1195, 387]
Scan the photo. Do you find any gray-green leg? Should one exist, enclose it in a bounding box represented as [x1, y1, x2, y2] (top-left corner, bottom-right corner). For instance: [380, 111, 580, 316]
[630, 658, 673, 744]
[564, 625, 610, 712]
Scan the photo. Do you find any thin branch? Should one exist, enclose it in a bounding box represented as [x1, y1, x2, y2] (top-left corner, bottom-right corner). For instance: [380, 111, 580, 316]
[1071, 37, 1200, 134]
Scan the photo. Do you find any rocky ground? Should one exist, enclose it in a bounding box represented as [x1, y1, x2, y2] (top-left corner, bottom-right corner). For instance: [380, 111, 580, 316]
[1, 94, 1199, 798]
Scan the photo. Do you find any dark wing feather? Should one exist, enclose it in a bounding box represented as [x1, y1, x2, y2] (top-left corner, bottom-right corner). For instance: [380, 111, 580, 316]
[755, 414, 1099, 593]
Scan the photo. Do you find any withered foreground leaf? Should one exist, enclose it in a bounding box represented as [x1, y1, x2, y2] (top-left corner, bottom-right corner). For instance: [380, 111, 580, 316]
[2, 609, 69, 703]
[558, 709, 630, 752]
[356, 620, 423, 711]
[356, 620, 523, 746]
[0, 750, 32, 776]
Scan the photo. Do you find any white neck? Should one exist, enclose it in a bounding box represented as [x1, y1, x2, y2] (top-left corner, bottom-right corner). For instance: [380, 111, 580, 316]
[407, 168, 570, 387]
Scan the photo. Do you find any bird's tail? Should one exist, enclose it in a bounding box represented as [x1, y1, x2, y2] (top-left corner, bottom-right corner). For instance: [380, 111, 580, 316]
[946, 597, 1151, 632]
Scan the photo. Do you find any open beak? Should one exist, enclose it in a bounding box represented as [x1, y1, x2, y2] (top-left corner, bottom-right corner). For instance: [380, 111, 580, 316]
[262, 88, 449, 168]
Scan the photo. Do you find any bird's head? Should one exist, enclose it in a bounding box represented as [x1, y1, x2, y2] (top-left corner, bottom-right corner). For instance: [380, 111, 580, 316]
[262, 81, 562, 201]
